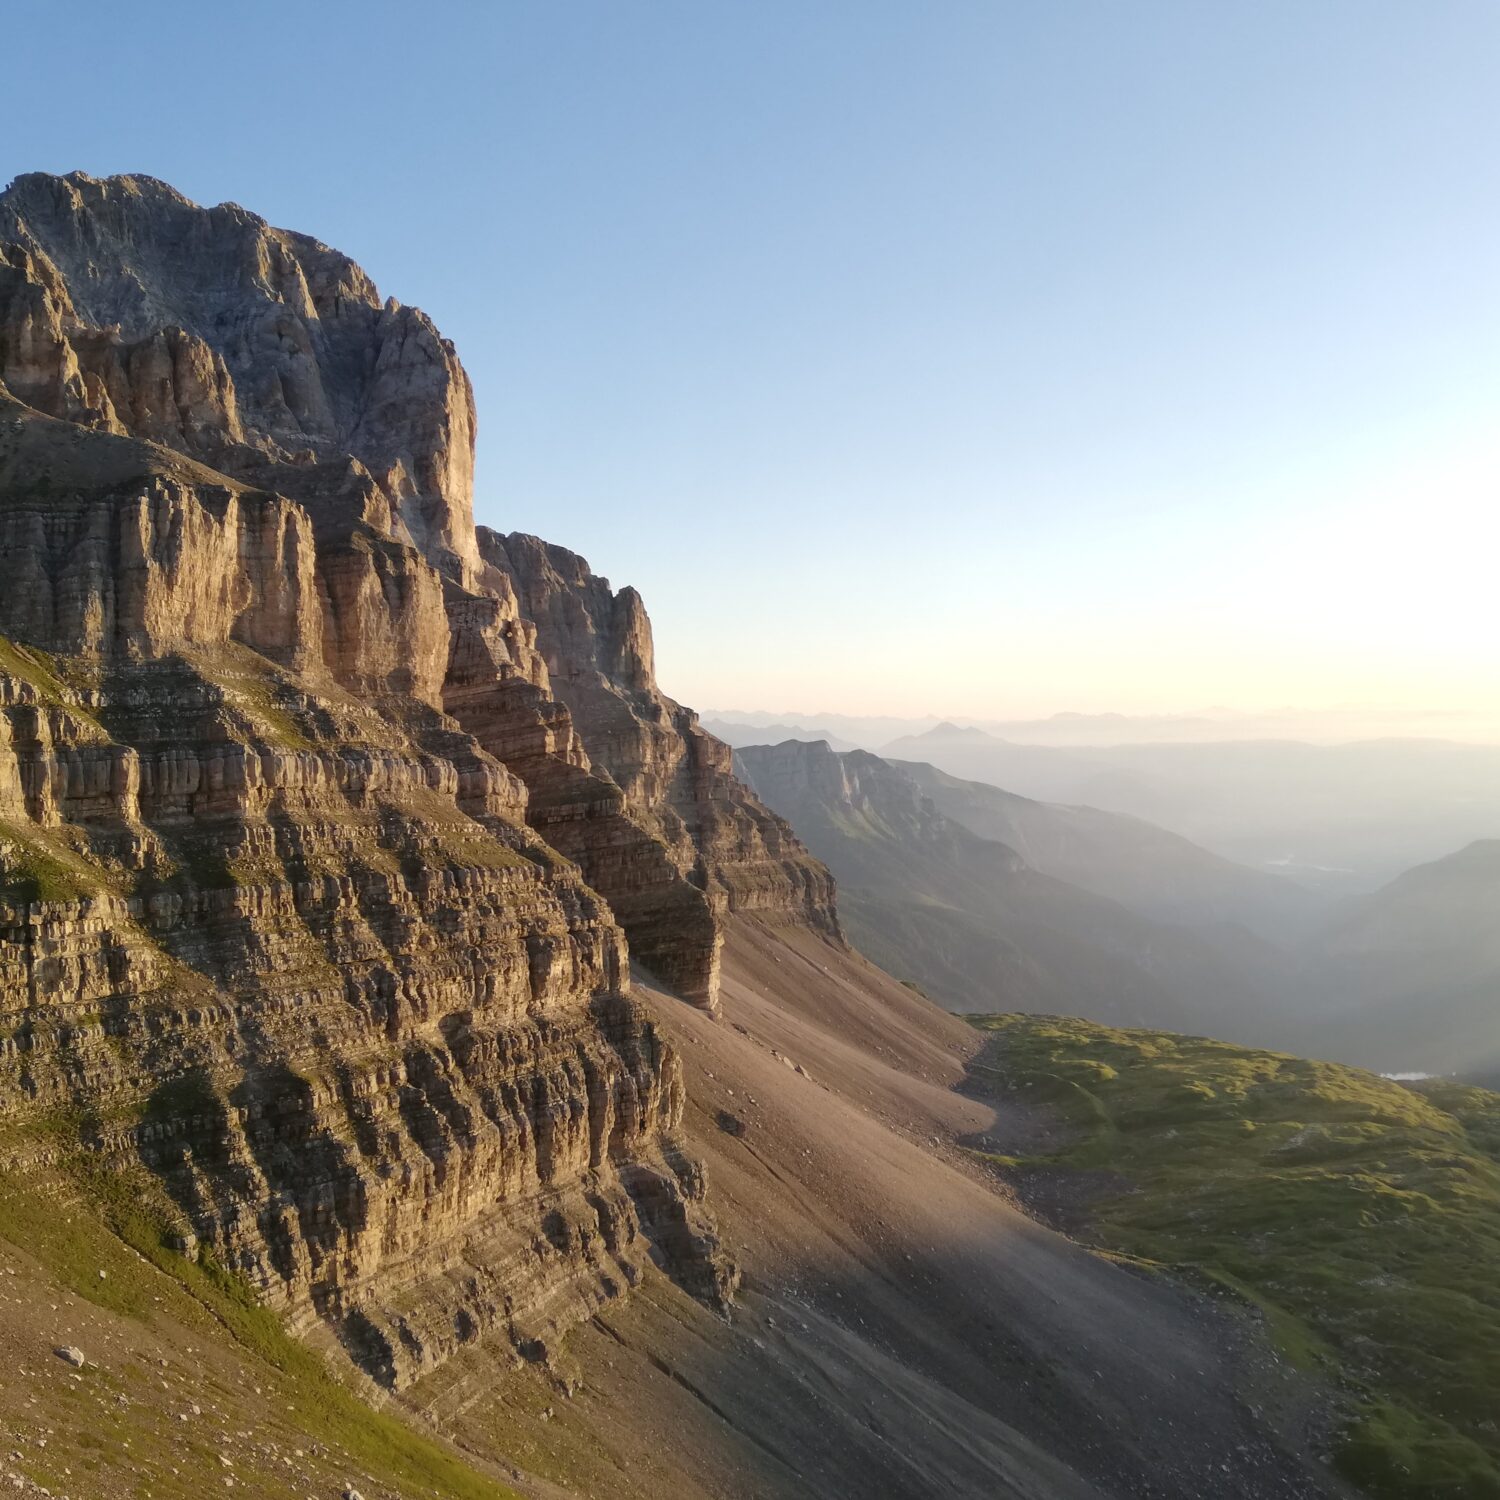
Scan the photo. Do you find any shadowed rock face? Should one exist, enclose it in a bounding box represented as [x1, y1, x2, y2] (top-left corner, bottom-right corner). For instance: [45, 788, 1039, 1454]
[0, 169, 836, 1385]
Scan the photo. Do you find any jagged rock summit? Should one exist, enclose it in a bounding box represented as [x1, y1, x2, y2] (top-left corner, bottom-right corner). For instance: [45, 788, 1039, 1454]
[0, 168, 836, 1002]
[0, 172, 1359, 1500]
[0, 169, 835, 1386]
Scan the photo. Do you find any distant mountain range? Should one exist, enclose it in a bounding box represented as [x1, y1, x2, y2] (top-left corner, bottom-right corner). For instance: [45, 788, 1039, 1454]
[892, 758, 1328, 943]
[735, 737, 1500, 1077]
[878, 724, 1500, 893]
[703, 717, 860, 752]
[1302, 840, 1500, 1077]
[735, 739, 1304, 1043]
[704, 706, 1500, 749]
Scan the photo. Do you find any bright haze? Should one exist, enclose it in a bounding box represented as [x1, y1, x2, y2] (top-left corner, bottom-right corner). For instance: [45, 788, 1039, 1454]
[6, 1, 1498, 723]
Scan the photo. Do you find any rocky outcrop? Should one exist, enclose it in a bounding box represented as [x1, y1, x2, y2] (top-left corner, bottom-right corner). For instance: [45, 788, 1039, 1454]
[471, 534, 846, 1002]
[0, 170, 845, 1391]
[0, 170, 836, 1008]
[0, 639, 735, 1388]
[0, 171, 479, 582]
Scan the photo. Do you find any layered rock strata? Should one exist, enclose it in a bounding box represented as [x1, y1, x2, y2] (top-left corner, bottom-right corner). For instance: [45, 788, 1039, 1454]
[0, 169, 841, 1388]
[0, 169, 837, 1008]
[0, 570, 734, 1386]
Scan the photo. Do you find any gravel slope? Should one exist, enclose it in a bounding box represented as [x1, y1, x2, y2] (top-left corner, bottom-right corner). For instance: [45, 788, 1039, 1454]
[418, 917, 1355, 1499]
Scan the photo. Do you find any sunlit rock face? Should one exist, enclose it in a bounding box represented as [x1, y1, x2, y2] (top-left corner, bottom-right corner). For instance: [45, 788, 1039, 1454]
[0, 168, 836, 1007]
[0, 170, 479, 582]
[0, 169, 844, 1384]
[474, 529, 841, 1002]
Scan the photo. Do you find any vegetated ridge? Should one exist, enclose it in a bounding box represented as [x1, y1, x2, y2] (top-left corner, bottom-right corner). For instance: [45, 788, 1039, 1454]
[970, 1012, 1500, 1498]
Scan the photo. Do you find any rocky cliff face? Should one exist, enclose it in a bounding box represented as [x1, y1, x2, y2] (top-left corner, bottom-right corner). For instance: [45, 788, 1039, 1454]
[0, 172, 479, 581]
[736, 738, 981, 858]
[0, 170, 835, 1387]
[0, 169, 834, 1004]
[481, 532, 839, 974]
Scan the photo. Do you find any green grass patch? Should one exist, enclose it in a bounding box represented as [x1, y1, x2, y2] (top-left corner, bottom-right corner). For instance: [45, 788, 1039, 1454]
[0, 636, 67, 701]
[0, 1157, 521, 1499]
[970, 1012, 1500, 1498]
[0, 817, 109, 903]
[184, 649, 318, 751]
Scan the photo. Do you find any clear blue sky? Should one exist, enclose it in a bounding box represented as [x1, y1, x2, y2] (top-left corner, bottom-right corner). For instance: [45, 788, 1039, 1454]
[7, 2, 1499, 717]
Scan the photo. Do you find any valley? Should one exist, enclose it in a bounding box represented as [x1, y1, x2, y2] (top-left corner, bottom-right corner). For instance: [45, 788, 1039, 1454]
[735, 738, 1306, 1047]
[0, 164, 1489, 1500]
[710, 716, 1500, 898]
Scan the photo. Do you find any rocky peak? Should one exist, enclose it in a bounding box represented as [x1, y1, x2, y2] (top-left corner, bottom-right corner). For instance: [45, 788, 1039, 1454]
[0, 170, 478, 581]
[0, 169, 852, 1391]
[0, 169, 838, 1011]
[738, 737, 907, 812]
[487, 530, 658, 696]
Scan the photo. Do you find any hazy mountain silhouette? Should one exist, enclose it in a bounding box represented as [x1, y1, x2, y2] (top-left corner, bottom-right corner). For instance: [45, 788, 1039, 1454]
[1302, 841, 1500, 1076]
[736, 740, 1298, 1043]
[703, 717, 860, 752]
[892, 758, 1329, 943]
[880, 725, 1500, 893]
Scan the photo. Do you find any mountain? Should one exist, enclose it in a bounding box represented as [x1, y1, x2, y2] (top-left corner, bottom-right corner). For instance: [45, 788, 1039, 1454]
[882, 724, 1500, 893]
[702, 708, 942, 749]
[0, 171, 838, 1012]
[0, 171, 1353, 1497]
[1302, 840, 1500, 1076]
[893, 757, 1327, 942]
[0, 165, 847, 1385]
[713, 705, 1500, 749]
[701, 716, 860, 752]
[736, 740, 1296, 1042]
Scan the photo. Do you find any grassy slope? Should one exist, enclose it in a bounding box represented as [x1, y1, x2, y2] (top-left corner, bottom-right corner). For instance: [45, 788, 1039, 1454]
[970, 1013, 1500, 1499]
[0, 1154, 521, 1500]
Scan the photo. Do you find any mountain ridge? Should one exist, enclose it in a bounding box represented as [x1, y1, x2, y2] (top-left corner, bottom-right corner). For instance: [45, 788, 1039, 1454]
[891, 755, 1326, 941]
[1302, 838, 1500, 1076]
[0, 170, 1354, 1498]
[735, 737, 1299, 1042]
[0, 168, 839, 1390]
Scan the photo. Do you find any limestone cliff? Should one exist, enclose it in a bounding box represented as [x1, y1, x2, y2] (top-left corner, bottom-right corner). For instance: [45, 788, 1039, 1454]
[0, 169, 838, 1389]
[481, 531, 839, 985]
[0, 169, 835, 1007]
[0, 406, 734, 1386]
[0, 172, 479, 581]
